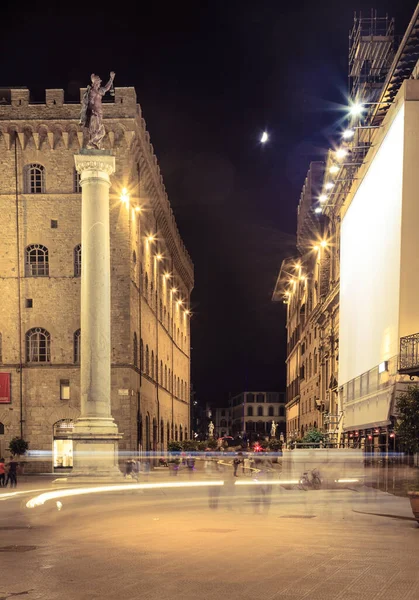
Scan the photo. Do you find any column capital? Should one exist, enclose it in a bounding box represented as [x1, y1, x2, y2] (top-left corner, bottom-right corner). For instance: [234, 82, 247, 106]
[74, 151, 116, 182]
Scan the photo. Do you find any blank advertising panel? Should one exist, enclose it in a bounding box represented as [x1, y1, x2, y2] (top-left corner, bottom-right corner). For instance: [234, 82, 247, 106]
[339, 104, 405, 386]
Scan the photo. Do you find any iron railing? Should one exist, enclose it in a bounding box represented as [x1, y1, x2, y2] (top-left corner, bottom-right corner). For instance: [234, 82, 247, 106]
[399, 333, 419, 372]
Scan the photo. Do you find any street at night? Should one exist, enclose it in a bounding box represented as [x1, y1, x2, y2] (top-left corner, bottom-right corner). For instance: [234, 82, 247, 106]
[1, 464, 419, 599]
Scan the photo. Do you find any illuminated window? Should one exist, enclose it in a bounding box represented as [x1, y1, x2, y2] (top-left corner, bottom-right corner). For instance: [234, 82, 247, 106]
[26, 244, 49, 276]
[25, 163, 45, 194]
[60, 379, 70, 400]
[74, 244, 81, 277]
[26, 327, 50, 363]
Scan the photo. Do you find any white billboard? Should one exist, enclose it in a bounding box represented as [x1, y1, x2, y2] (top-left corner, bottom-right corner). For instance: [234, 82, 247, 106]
[339, 104, 405, 386]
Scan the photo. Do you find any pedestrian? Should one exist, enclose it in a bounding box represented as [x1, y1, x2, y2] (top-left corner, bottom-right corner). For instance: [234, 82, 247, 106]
[5, 456, 18, 488]
[125, 459, 133, 479]
[0, 457, 5, 487]
[233, 455, 241, 477]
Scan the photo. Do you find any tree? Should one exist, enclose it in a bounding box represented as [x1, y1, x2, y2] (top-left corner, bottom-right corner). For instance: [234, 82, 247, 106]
[167, 441, 182, 452]
[301, 429, 324, 447]
[396, 385, 419, 453]
[9, 437, 29, 456]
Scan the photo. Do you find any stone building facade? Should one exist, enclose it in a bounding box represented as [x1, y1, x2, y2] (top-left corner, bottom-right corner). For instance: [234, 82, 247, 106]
[0, 86, 193, 470]
[273, 162, 340, 443]
[229, 391, 286, 441]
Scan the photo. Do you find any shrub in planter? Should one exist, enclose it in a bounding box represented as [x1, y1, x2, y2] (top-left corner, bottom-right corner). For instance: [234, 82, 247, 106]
[9, 437, 29, 457]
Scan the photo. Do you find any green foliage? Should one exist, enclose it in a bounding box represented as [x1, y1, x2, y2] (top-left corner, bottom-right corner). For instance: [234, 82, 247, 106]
[206, 438, 218, 450]
[8, 437, 29, 456]
[301, 429, 324, 447]
[268, 439, 282, 452]
[197, 441, 209, 451]
[182, 440, 198, 451]
[167, 441, 182, 452]
[396, 385, 419, 453]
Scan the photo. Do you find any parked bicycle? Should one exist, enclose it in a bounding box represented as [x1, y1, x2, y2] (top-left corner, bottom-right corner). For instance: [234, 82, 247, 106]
[298, 468, 321, 491]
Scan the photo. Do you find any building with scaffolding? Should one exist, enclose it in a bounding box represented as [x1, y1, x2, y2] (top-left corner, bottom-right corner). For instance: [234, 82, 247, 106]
[273, 4, 419, 451]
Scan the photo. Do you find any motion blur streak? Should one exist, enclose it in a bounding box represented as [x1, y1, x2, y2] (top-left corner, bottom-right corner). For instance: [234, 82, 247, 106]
[234, 480, 299, 486]
[0, 488, 57, 501]
[26, 480, 225, 509]
[335, 478, 360, 483]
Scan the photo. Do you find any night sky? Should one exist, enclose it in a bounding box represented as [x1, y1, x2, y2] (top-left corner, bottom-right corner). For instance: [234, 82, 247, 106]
[2, 0, 417, 406]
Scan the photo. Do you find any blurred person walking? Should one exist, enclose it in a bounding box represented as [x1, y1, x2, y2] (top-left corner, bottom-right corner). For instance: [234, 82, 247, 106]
[5, 456, 18, 488]
[0, 457, 5, 487]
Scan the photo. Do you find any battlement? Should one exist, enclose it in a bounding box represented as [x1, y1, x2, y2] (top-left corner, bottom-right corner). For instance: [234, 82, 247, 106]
[0, 86, 138, 116]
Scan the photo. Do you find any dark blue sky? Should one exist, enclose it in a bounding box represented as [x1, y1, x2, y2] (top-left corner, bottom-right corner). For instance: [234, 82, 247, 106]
[2, 0, 417, 405]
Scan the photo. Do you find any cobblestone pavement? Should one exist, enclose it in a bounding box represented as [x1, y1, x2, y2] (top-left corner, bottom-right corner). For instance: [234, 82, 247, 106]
[0, 482, 418, 600]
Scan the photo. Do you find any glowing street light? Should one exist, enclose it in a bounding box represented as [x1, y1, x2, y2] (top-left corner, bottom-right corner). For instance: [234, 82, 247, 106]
[329, 165, 340, 174]
[314, 207, 322, 214]
[349, 103, 364, 116]
[319, 194, 328, 203]
[156, 254, 163, 261]
[335, 148, 348, 160]
[320, 240, 328, 248]
[324, 182, 334, 191]
[260, 131, 269, 143]
[147, 234, 156, 243]
[120, 188, 130, 206]
[342, 129, 355, 139]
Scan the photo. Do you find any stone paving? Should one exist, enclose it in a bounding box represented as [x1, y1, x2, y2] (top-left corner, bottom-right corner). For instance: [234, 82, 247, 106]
[0, 479, 418, 600]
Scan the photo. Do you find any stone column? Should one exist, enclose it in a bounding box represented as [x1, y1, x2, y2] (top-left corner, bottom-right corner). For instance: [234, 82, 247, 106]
[72, 150, 122, 477]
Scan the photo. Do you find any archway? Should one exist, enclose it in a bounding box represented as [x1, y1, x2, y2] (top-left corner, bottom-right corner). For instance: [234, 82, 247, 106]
[145, 414, 150, 452]
[152, 418, 158, 452]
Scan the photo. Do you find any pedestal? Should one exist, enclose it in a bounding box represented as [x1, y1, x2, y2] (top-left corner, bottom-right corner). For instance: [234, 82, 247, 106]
[71, 150, 122, 479]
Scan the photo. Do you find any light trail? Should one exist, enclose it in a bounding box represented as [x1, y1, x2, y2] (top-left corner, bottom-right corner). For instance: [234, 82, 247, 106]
[0, 488, 61, 502]
[234, 479, 299, 486]
[26, 480, 225, 509]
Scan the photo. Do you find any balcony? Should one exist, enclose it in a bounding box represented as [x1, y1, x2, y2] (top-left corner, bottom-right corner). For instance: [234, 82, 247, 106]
[399, 333, 419, 377]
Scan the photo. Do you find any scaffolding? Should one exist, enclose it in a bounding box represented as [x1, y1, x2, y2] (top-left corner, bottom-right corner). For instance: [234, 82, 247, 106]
[349, 10, 395, 105]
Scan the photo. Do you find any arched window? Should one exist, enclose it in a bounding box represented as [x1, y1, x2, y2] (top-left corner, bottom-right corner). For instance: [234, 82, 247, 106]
[268, 406, 274, 417]
[161, 419, 164, 448]
[25, 163, 45, 193]
[74, 244, 81, 277]
[165, 365, 168, 389]
[257, 421, 264, 432]
[160, 299, 163, 322]
[179, 424, 183, 442]
[279, 405, 285, 417]
[169, 368, 171, 391]
[246, 421, 254, 432]
[140, 339, 144, 372]
[220, 419, 227, 427]
[167, 422, 170, 444]
[144, 272, 148, 296]
[26, 244, 49, 276]
[160, 360, 163, 385]
[164, 306, 167, 328]
[256, 393, 264, 403]
[132, 250, 136, 265]
[177, 377, 180, 397]
[309, 353, 312, 378]
[145, 345, 149, 376]
[156, 354, 159, 383]
[133, 333, 138, 367]
[175, 425, 178, 441]
[74, 329, 81, 364]
[0, 422, 4, 435]
[151, 350, 154, 379]
[257, 406, 263, 417]
[26, 327, 50, 363]
[314, 349, 318, 374]
[247, 406, 253, 417]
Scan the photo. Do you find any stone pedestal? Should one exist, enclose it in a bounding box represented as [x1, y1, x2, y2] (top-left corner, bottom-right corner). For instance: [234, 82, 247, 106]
[71, 150, 122, 478]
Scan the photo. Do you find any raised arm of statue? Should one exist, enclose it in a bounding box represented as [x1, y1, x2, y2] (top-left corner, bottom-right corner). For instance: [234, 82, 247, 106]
[100, 72, 116, 96]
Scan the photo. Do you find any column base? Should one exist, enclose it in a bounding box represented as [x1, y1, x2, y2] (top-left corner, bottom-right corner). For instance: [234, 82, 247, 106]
[70, 417, 123, 479]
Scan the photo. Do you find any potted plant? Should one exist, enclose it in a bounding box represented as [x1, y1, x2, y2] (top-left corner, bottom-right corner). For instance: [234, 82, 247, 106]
[396, 385, 419, 522]
[8, 437, 29, 474]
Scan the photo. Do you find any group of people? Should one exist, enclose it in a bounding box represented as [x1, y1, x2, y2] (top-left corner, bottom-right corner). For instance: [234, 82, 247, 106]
[0, 456, 19, 487]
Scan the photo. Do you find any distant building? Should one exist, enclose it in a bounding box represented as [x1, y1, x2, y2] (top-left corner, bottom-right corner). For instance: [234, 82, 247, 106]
[229, 391, 286, 441]
[213, 407, 232, 438]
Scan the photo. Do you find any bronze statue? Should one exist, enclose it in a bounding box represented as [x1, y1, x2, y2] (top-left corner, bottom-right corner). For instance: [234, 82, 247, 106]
[80, 72, 115, 149]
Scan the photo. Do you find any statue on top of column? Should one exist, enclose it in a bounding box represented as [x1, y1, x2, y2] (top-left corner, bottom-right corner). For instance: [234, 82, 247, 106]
[79, 71, 115, 150]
